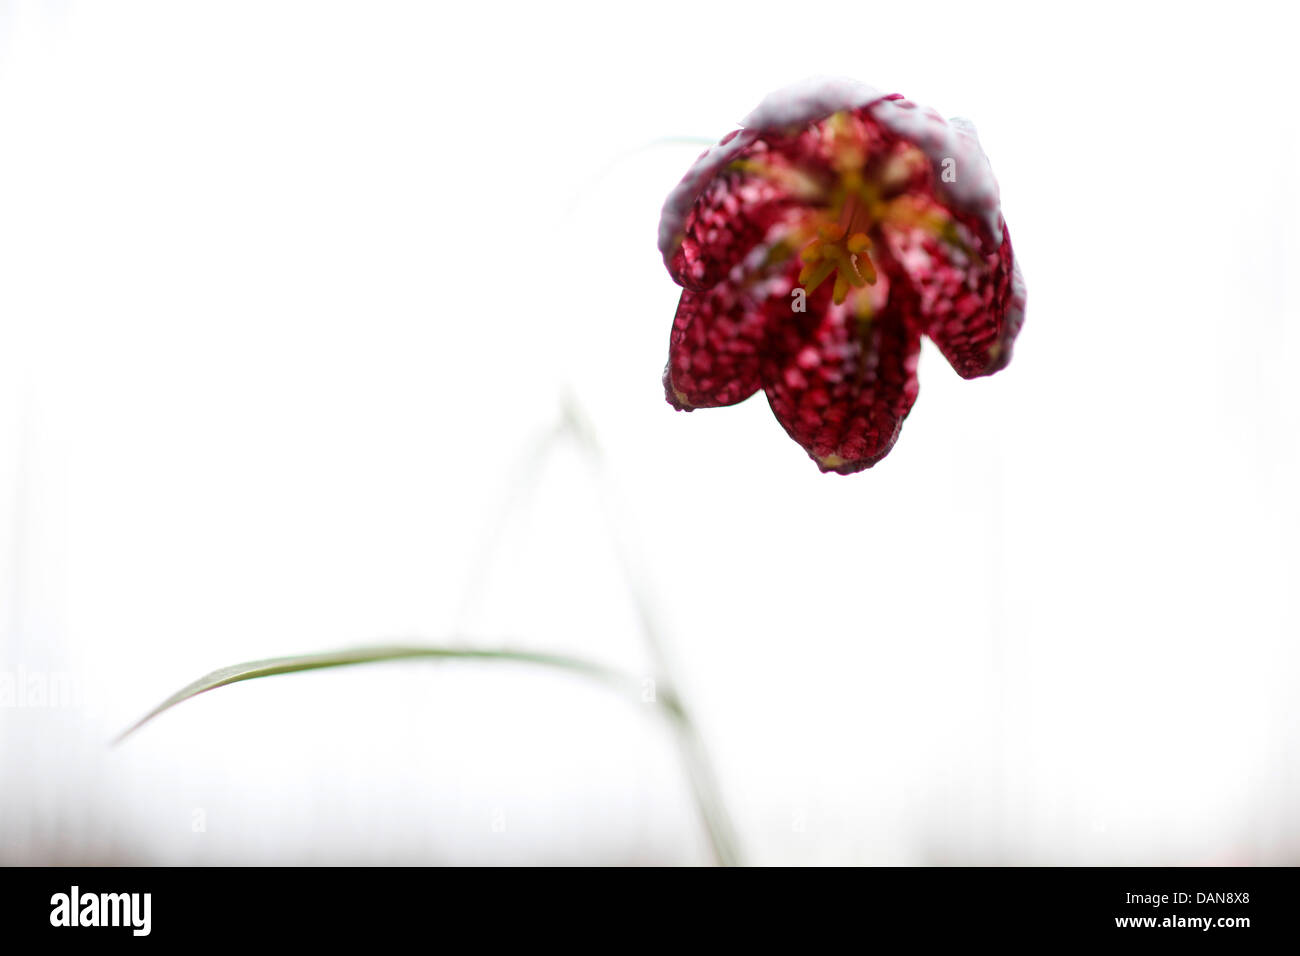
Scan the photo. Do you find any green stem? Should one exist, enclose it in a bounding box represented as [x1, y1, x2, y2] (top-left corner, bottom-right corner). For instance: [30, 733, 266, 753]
[560, 394, 743, 866]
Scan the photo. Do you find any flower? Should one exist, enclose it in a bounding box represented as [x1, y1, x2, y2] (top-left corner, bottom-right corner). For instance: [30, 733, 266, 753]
[659, 78, 1026, 474]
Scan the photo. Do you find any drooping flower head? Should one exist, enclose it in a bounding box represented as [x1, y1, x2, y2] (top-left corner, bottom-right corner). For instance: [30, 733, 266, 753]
[659, 78, 1026, 474]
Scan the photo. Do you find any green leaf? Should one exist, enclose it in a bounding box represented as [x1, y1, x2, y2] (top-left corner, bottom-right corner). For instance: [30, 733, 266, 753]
[114, 644, 634, 745]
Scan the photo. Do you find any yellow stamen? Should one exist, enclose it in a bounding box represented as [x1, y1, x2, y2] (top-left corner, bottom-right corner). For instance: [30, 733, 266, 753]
[850, 251, 876, 285]
[797, 195, 878, 304]
[832, 275, 850, 305]
[798, 259, 837, 295]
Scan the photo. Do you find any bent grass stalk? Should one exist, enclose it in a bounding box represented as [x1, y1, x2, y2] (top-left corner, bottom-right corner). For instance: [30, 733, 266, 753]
[114, 645, 631, 745]
[115, 643, 735, 865]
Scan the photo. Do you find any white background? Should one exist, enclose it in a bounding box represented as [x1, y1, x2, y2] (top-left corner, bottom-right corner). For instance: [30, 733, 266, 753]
[1, 0, 1297, 864]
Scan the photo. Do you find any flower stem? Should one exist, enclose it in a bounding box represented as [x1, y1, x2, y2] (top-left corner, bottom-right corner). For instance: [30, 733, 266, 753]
[559, 394, 743, 866]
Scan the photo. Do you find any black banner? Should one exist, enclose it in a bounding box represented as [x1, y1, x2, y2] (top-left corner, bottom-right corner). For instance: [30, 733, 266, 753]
[0, 866, 1293, 944]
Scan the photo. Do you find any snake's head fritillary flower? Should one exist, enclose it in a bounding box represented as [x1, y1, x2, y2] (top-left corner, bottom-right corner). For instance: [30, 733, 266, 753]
[659, 77, 1026, 474]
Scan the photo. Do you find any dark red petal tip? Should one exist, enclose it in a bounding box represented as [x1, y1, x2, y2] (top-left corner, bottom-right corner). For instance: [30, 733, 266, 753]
[909, 222, 1025, 380]
[762, 282, 921, 474]
[663, 283, 769, 411]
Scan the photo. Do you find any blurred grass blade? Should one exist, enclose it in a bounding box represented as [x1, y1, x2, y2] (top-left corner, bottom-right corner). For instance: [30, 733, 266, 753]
[114, 644, 630, 745]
